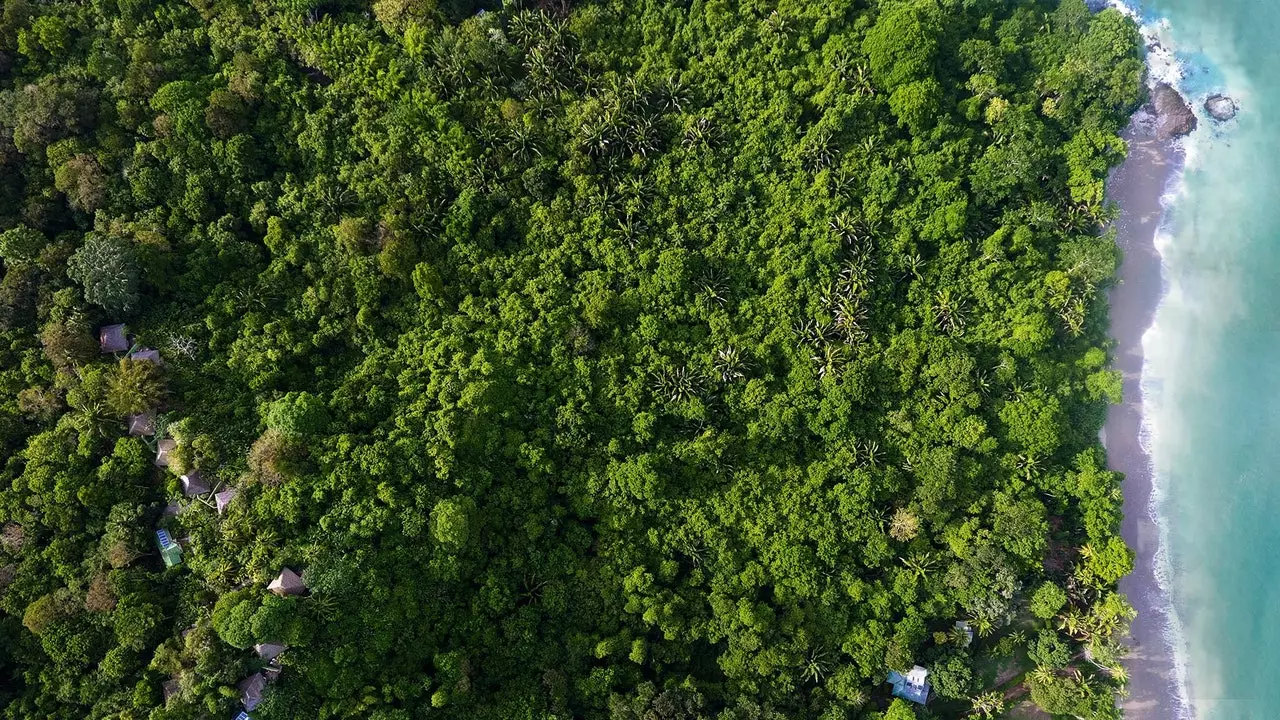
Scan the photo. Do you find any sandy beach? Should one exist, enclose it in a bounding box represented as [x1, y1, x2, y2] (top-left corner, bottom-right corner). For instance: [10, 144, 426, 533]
[1104, 117, 1186, 720]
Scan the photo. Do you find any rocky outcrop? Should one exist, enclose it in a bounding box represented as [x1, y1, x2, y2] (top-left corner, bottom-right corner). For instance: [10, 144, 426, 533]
[1205, 94, 1238, 121]
[1151, 82, 1197, 139]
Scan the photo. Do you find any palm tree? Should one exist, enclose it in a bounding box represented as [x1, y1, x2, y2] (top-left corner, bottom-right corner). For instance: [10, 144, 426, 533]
[1028, 666, 1057, 686]
[713, 347, 748, 383]
[933, 290, 967, 334]
[858, 439, 883, 468]
[970, 616, 995, 638]
[813, 344, 847, 380]
[800, 648, 831, 683]
[900, 252, 926, 281]
[1057, 609, 1088, 640]
[968, 691, 1006, 718]
[900, 552, 937, 581]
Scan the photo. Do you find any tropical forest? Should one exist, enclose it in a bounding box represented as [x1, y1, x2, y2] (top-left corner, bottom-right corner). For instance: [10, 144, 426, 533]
[0, 0, 1147, 717]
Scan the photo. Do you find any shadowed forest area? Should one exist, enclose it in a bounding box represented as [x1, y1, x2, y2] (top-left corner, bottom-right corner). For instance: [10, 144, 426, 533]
[0, 0, 1146, 717]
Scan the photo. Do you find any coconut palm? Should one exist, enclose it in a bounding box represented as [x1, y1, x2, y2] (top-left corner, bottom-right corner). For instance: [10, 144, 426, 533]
[1028, 666, 1057, 686]
[968, 691, 1006, 718]
[713, 346, 748, 383]
[900, 551, 938, 580]
[858, 439, 884, 468]
[933, 290, 967, 334]
[800, 647, 831, 683]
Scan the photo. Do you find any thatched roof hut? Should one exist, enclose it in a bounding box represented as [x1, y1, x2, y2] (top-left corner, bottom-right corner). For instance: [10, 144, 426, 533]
[237, 672, 266, 711]
[215, 488, 237, 514]
[129, 347, 161, 364]
[254, 642, 287, 662]
[180, 470, 210, 496]
[99, 324, 128, 353]
[155, 438, 177, 467]
[128, 412, 156, 437]
[267, 567, 306, 596]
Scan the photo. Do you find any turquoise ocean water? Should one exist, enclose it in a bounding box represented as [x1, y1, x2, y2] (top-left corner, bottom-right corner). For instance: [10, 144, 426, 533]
[1117, 0, 1280, 717]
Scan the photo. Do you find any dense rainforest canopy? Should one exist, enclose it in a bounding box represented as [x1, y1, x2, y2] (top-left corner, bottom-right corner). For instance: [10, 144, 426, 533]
[0, 0, 1147, 717]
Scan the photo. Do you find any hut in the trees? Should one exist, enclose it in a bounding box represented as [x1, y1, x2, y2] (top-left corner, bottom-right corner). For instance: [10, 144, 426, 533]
[128, 412, 156, 437]
[162, 679, 179, 703]
[238, 673, 266, 711]
[215, 488, 237, 514]
[155, 438, 177, 467]
[254, 642, 287, 662]
[268, 568, 306, 596]
[955, 620, 974, 647]
[234, 712, 251, 720]
[99, 324, 128, 353]
[129, 347, 161, 364]
[155, 529, 182, 568]
[887, 666, 930, 704]
[181, 470, 210, 496]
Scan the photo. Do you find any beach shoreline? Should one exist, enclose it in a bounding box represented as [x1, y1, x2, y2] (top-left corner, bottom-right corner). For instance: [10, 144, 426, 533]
[1103, 117, 1188, 719]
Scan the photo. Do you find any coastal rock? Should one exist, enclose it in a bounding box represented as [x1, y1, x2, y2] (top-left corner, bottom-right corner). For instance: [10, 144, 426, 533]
[1205, 94, 1238, 121]
[1151, 82, 1197, 139]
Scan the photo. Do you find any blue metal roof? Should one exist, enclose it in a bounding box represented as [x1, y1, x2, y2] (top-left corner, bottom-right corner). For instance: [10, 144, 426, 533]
[156, 529, 175, 548]
[887, 669, 930, 704]
[234, 712, 251, 720]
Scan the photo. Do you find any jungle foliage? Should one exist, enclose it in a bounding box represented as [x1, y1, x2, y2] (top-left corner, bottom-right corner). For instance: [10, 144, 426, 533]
[0, 0, 1145, 717]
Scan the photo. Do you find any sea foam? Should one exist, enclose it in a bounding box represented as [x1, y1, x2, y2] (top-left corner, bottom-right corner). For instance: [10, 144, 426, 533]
[1108, 1, 1212, 718]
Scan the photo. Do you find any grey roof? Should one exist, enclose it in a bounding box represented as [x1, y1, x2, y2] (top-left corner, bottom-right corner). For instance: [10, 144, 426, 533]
[129, 347, 162, 364]
[99, 324, 128, 353]
[155, 438, 177, 467]
[238, 673, 266, 711]
[162, 678, 180, 702]
[254, 642, 287, 662]
[268, 567, 306, 596]
[128, 412, 156, 437]
[181, 470, 210, 496]
[215, 488, 238, 514]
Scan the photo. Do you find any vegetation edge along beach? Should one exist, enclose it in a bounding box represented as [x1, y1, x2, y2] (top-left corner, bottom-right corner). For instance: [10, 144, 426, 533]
[0, 0, 1160, 718]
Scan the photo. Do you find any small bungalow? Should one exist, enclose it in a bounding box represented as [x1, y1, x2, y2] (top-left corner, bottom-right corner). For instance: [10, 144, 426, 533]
[887, 666, 930, 705]
[215, 488, 238, 514]
[234, 712, 252, 720]
[268, 568, 306, 596]
[155, 529, 182, 568]
[128, 412, 156, 437]
[162, 679, 180, 703]
[238, 673, 266, 711]
[181, 470, 210, 496]
[129, 347, 162, 364]
[99, 324, 128, 353]
[255, 642, 287, 663]
[155, 438, 177, 467]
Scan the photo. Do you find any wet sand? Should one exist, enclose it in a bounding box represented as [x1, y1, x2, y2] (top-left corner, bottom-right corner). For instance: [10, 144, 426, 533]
[1103, 117, 1187, 720]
